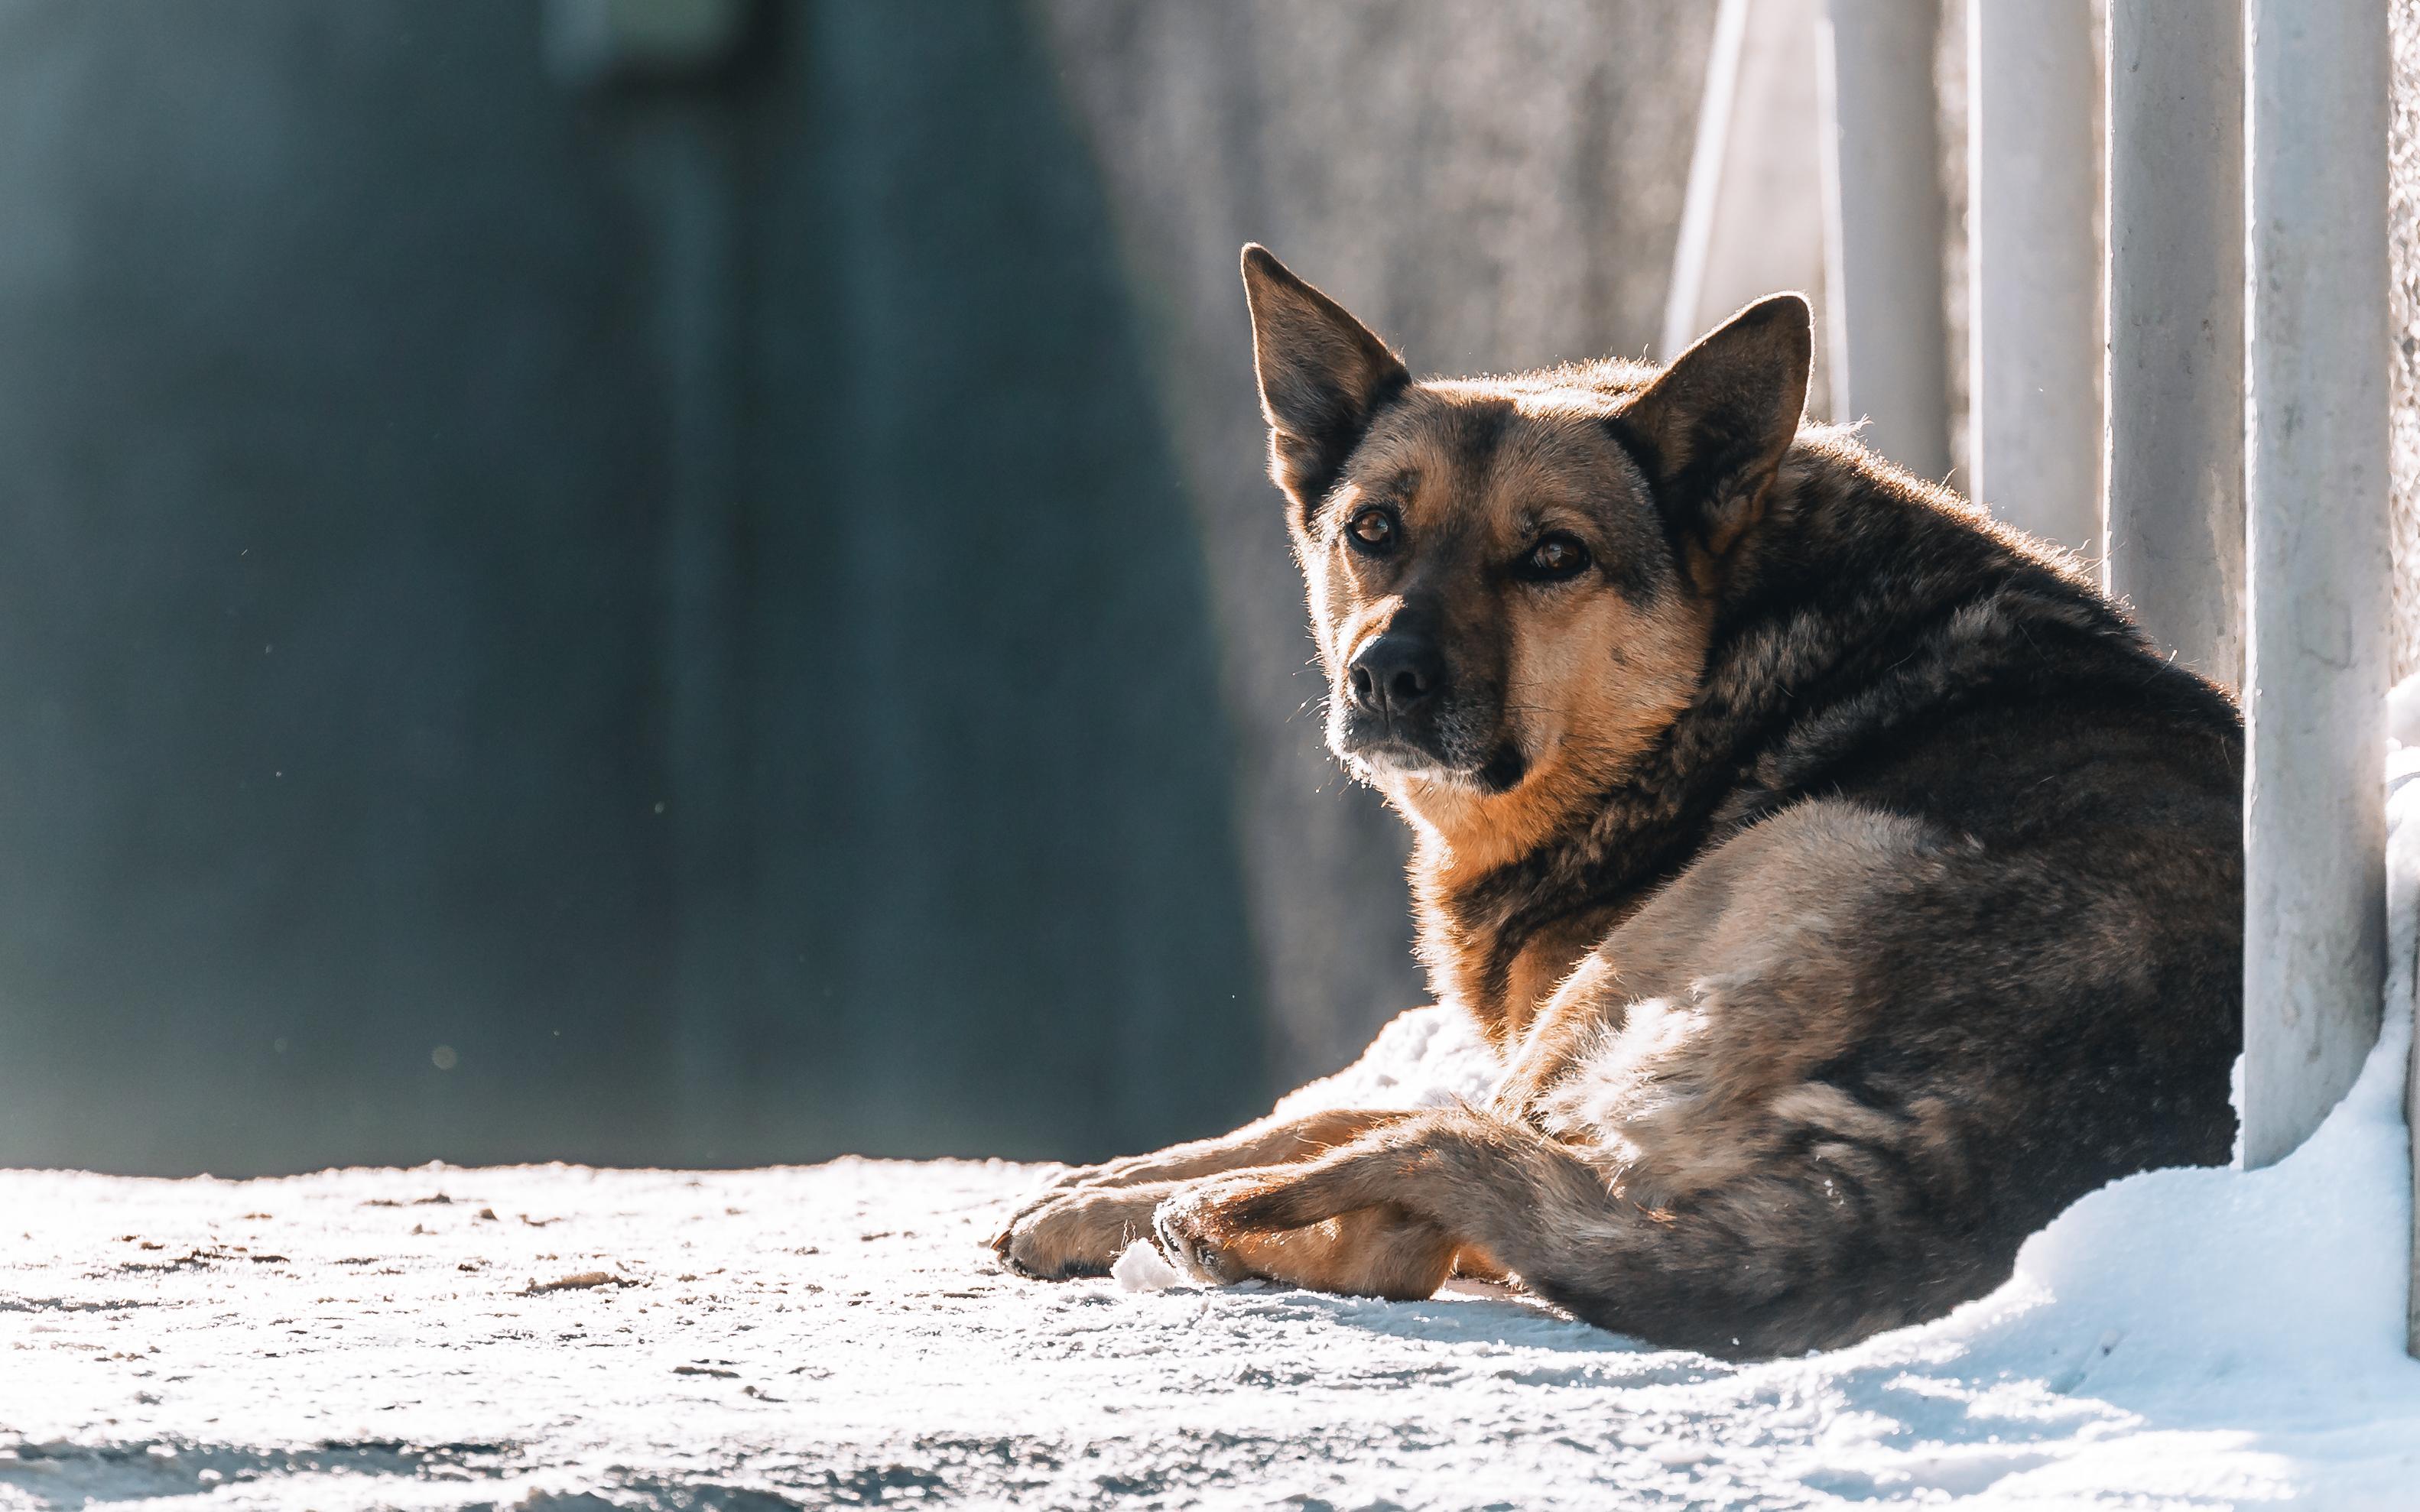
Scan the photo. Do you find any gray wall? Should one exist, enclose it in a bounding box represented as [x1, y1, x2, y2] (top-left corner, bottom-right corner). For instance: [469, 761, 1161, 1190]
[0, 2, 685, 1172]
[1041, 0, 1716, 1075]
[0, 0, 1709, 1175]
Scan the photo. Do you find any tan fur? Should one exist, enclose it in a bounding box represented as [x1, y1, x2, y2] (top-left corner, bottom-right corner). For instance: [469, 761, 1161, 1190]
[992, 1108, 1415, 1278]
[1005, 1172, 1470, 1293]
[1400, 582, 1708, 878]
[1155, 1194, 1504, 1299]
[1293, 387, 1717, 1037]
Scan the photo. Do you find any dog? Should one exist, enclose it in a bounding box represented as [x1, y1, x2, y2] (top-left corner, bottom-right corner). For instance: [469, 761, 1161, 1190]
[990, 246, 2243, 1359]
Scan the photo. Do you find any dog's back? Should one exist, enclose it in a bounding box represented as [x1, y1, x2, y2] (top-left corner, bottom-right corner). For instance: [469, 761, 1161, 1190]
[1480, 433, 2245, 1351]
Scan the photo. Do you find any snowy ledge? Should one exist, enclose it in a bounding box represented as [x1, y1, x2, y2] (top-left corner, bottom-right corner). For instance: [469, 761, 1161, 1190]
[4, 745, 2418, 1509]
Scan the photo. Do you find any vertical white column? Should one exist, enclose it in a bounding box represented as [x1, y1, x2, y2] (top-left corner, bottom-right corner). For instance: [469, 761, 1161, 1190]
[1818, 0, 1953, 480]
[2105, 2, 2245, 686]
[2242, 0, 2392, 1170]
[1969, 0, 2100, 552]
[1664, 0, 1827, 360]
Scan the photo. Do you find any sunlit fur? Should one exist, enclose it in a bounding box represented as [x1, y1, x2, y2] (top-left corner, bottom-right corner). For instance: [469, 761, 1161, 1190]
[995, 248, 2245, 1360]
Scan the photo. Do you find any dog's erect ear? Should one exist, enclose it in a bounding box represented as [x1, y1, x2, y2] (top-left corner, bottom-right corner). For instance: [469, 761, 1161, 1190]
[1613, 294, 1811, 563]
[1242, 245, 1410, 518]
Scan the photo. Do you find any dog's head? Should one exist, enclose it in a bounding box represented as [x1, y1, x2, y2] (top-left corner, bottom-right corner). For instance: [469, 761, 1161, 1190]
[1242, 245, 1811, 857]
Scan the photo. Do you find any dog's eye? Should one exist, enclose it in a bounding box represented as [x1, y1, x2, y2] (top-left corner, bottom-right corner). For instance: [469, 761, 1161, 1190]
[1516, 533, 1592, 582]
[1346, 507, 1398, 555]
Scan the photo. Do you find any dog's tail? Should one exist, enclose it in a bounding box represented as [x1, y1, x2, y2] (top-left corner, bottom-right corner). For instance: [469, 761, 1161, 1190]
[1199, 1105, 1957, 1358]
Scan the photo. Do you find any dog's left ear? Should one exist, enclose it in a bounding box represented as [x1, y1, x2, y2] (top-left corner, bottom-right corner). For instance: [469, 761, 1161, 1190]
[1613, 294, 1811, 563]
[1242, 245, 1411, 521]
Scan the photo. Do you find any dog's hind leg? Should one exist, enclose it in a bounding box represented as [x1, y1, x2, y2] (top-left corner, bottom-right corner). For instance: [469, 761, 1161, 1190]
[1152, 1107, 1956, 1358]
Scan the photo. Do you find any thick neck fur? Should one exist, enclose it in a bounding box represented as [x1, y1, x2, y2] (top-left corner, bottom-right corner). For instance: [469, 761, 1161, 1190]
[1405, 432, 2197, 1046]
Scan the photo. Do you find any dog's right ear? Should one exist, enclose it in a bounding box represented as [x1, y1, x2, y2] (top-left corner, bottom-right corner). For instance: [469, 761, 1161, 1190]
[1242, 245, 1410, 520]
[1613, 294, 1812, 568]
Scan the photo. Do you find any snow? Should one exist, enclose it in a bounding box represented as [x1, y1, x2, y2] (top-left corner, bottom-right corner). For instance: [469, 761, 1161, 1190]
[3, 717, 2417, 1509]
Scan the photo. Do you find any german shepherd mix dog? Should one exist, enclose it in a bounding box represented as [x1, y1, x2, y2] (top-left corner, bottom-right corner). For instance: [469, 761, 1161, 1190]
[991, 247, 2243, 1359]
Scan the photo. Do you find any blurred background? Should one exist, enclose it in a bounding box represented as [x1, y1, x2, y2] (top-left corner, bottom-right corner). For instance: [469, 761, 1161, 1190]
[0, 0, 1716, 1173]
[5, 0, 2413, 1177]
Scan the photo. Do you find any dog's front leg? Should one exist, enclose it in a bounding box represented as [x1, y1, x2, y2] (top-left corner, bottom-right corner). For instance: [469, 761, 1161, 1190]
[1160, 1197, 1472, 1300]
[993, 1179, 1187, 1280]
[1150, 1163, 1505, 1301]
[989, 1108, 1415, 1272]
[1153, 1115, 1538, 1299]
[1031, 1107, 1416, 1195]
[994, 1159, 1385, 1282]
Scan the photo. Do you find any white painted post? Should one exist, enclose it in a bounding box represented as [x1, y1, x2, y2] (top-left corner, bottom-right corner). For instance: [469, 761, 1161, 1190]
[2242, 0, 2392, 1170]
[1663, 0, 1827, 361]
[2104, 1, 2244, 686]
[1817, 0, 1954, 480]
[1968, 0, 2100, 553]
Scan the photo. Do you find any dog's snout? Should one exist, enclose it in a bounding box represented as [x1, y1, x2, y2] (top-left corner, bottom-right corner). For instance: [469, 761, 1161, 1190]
[1347, 634, 1445, 719]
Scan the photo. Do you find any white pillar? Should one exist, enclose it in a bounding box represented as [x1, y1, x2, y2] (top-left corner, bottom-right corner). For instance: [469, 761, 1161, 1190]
[2105, 1, 2244, 686]
[2242, 0, 2392, 1170]
[1664, 0, 1827, 360]
[1818, 0, 1953, 479]
[1968, 0, 2100, 553]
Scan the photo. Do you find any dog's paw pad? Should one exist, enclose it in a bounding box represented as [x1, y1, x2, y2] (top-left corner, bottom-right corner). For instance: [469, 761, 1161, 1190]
[1152, 1190, 1249, 1284]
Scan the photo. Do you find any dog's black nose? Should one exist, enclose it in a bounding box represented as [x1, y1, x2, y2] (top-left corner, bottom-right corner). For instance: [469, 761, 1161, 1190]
[1347, 634, 1445, 719]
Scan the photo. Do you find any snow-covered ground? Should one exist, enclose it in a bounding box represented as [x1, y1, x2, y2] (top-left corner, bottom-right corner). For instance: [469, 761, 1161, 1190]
[4, 737, 2417, 1510]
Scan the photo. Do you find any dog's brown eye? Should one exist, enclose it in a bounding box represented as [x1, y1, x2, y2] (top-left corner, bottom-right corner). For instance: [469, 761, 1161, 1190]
[1517, 532, 1592, 582]
[1346, 507, 1398, 555]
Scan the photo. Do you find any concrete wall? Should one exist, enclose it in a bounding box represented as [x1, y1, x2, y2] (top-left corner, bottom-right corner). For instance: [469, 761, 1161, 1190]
[0, 0, 1262, 1172]
[0, 1, 681, 1172]
[0, 0, 1710, 1173]
[1038, 0, 1716, 1078]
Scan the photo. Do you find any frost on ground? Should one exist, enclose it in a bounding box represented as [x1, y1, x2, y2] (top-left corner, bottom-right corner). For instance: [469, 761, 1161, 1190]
[4, 735, 2418, 1510]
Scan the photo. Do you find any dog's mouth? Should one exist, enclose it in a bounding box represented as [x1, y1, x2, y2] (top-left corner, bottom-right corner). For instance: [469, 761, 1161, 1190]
[1345, 732, 1447, 775]
[1334, 713, 1528, 794]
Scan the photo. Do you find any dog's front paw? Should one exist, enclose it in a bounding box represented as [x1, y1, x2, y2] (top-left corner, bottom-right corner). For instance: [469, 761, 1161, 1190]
[986, 1157, 1152, 1247]
[1151, 1179, 1260, 1285]
[989, 1187, 1163, 1281]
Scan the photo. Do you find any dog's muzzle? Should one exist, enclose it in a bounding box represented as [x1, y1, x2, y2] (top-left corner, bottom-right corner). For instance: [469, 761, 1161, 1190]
[1333, 631, 1518, 787]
